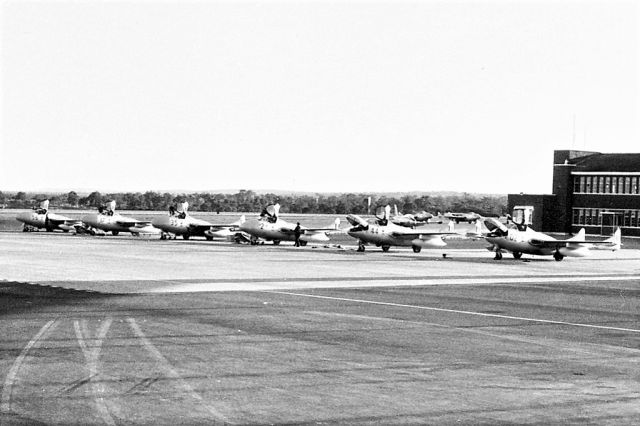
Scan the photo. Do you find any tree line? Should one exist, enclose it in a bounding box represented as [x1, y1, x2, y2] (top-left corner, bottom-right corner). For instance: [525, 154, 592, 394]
[0, 190, 507, 217]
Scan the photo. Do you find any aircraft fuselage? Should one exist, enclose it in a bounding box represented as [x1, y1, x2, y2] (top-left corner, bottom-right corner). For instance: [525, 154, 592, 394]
[240, 219, 330, 243]
[152, 216, 212, 238]
[348, 224, 411, 247]
[82, 213, 157, 235]
[16, 212, 77, 232]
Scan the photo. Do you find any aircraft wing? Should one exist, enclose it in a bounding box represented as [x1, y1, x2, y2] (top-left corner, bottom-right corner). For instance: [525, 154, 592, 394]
[48, 218, 82, 226]
[187, 224, 213, 234]
[116, 220, 153, 228]
[528, 238, 616, 248]
[391, 230, 461, 240]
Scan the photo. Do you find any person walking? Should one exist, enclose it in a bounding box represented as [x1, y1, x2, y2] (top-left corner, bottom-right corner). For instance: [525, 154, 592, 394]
[294, 222, 302, 247]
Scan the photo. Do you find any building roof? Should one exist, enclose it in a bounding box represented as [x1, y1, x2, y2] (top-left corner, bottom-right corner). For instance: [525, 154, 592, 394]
[573, 153, 640, 172]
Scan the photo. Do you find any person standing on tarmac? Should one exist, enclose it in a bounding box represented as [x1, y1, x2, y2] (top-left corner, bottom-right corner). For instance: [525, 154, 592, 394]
[294, 222, 302, 247]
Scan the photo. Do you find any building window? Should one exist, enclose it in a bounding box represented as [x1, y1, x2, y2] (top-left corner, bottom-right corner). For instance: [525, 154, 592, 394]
[605, 176, 610, 193]
[625, 210, 632, 227]
[594, 209, 600, 226]
[586, 176, 592, 193]
[598, 177, 605, 193]
[632, 177, 638, 194]
[611, 177, 617, 194]
[573, 209, 580, 225]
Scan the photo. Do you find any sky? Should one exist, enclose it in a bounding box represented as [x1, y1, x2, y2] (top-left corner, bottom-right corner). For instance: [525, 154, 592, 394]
[1, 0, 638, 195]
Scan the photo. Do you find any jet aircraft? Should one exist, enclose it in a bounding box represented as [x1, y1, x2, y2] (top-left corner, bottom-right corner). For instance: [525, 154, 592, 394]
[81, 201, 159, 236]
[389, 205, 435, 228]
[443, 211, 481, 224]
[238, 204, 340, 245]
[16, 200, 81, 232]
[152, 202, 245, 241]
[347, 205, 460, 252]
[481, 217, 621, 261]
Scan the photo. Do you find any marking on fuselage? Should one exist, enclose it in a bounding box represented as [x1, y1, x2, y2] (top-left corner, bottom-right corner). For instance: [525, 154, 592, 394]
[269, 291, 640, 334]
[1, 320, 58, 413]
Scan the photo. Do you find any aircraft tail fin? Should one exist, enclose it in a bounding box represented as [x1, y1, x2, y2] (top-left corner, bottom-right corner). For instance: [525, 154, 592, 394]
[394, 205, 399, 217]
[40, 199, 50, 210]
[334, 218, 341, 230]
[603, 227, 622, 251]
[568, 228, 585, 242]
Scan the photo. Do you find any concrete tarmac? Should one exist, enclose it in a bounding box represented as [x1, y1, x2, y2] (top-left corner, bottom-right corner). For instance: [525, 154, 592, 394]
[1, 232, 640, 424]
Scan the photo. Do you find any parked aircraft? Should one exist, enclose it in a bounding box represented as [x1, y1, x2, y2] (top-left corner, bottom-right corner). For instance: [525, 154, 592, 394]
[347, 205, 460, 252]
[238, 204, 340, 245]
[481, 217, 621, 261]
[390, 205, 435, 227]
[16, 200, 81, 232]
[152, 202, 245, 241]
[443, 211, 481, 223]
[81, 201, 159, 236]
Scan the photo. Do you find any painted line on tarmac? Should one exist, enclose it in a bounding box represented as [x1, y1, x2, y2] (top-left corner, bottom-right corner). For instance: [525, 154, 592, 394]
[151, 274, 640, 293]
[74, 319, 115, 426]
[1, 320, 58, 414]
[126, 318, 232, 424]
[268, 291, 640, 335]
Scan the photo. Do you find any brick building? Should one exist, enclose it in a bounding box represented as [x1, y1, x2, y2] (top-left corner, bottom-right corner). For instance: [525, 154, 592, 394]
[508, 150, 640, 236]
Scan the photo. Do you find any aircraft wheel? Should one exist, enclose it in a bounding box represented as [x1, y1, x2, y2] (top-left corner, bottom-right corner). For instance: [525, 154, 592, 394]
[46, 227, 53, 232]
[553, 252, 564, 261]
[273, 240, 281, 245]
[381, 245, 391, 252]
[300, 240, 308, 246]
[494, 251, 503, 260]
[22, 225, 29, 232]
[63, 229, 69, 233]
[112, 231, 119, 236]
[160, 234, 166, 240]
[132, 232, 140, 237]
[357, 242, 366, 252]
[89, 229, 96, 236]
[205, 236, 213, 241]
[412, 245, 422, 253]
[250, 236, 258, 245]
[513, 252, 522, 259]
[183, 234, 190, 240]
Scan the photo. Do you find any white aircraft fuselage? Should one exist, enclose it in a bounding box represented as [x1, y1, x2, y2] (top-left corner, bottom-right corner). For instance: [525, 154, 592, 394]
[484, 228, 588, 258]
[152, 215, 213, 240]
[348, 221, 447, 252]
[239, 218, 330, 245]
[16, 211, 79, 232]
[82, 213, 159, 236]
[481, 217, 620, 260]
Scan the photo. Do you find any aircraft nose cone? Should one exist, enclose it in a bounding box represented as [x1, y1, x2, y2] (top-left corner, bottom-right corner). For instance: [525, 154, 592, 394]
[151, 216, 169, 228]
[16, 212, 31, 223]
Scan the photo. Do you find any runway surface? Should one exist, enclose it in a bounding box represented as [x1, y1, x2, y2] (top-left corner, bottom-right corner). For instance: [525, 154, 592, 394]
[1, 232, 640, 424]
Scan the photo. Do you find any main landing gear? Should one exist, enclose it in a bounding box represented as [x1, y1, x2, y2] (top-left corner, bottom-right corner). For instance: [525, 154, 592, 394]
[553, 251, 564, 261]
[357, 241, 366, 252]
[412, 245, 422, 253]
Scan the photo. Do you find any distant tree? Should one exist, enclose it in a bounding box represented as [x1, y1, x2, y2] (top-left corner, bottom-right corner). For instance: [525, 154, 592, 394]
[15, 191, 27, 201]
[67, 191, 79, 206]
[82, 191, 104, 208]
